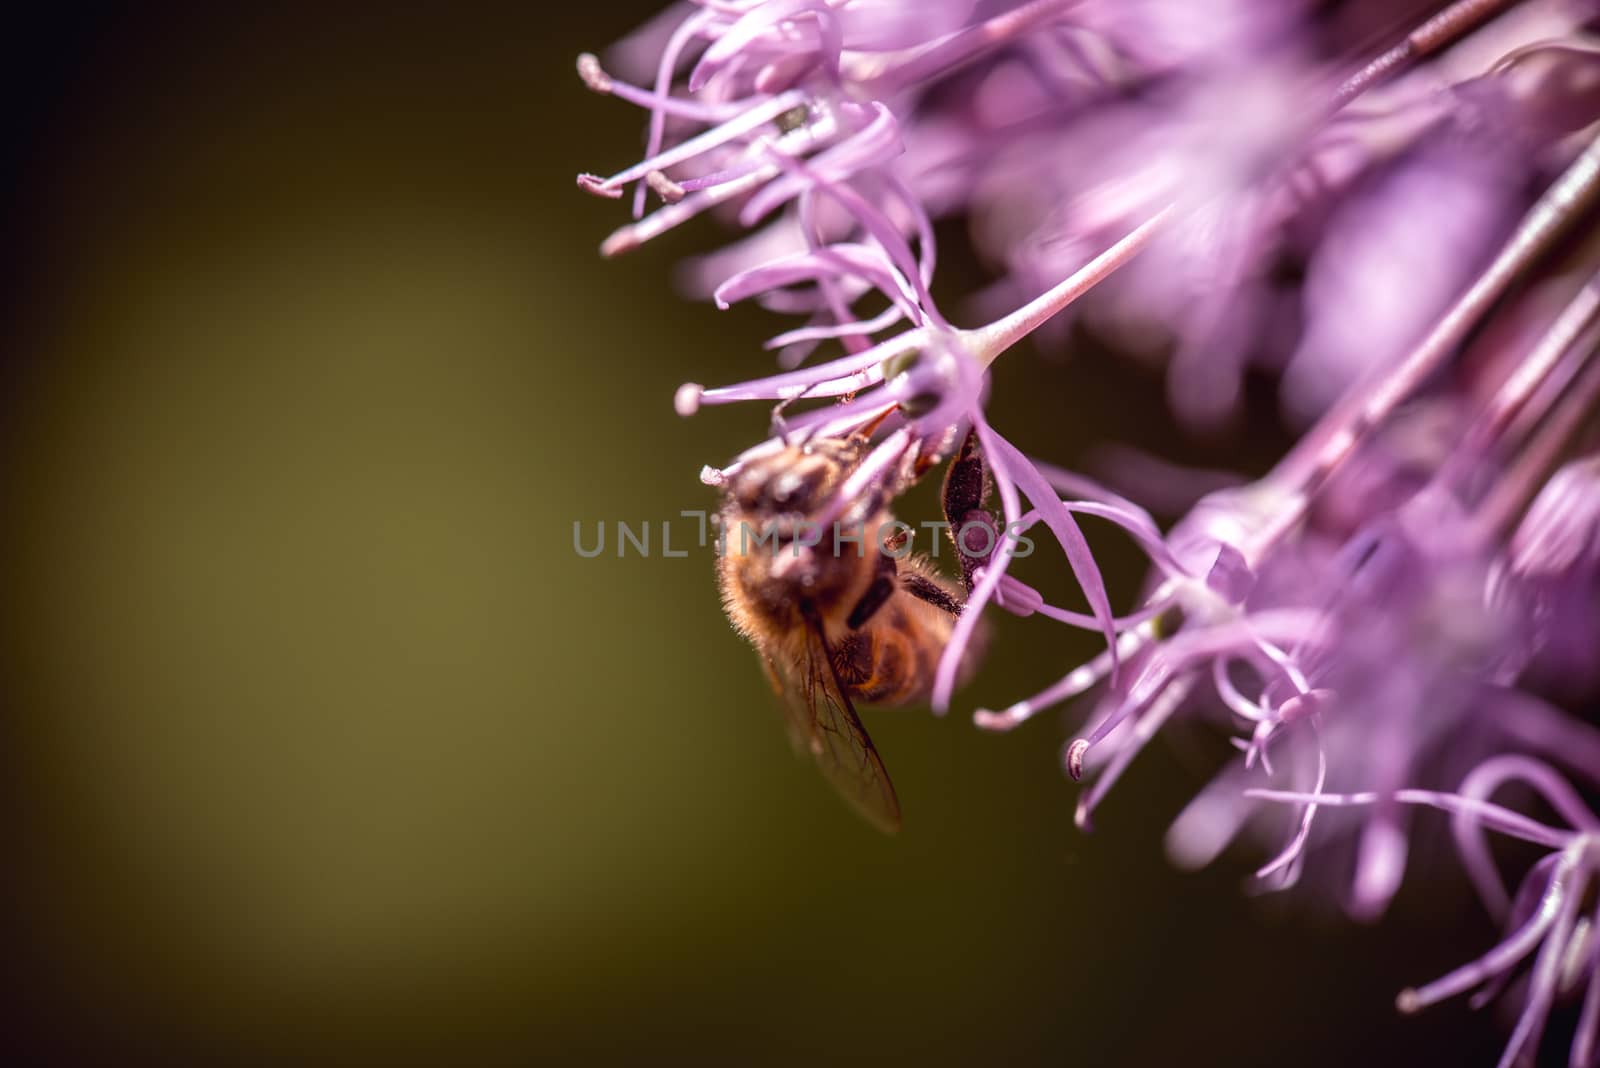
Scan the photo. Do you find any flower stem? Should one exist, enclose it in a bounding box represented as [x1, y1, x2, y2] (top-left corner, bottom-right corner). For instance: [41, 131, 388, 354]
[1331, 0, 1527, 108]
[857, 0, 1084, 95]
[1473, 323, 1600, 543]
[1278, 130, 1600, 499]
[961, 206, 1174, 366]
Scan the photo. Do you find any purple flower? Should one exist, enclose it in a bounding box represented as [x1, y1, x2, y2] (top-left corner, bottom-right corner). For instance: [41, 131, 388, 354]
[1251, 759, 1600, 1068]
[577, 2, 1600, 1063]
[1499, 454, 1600, 696]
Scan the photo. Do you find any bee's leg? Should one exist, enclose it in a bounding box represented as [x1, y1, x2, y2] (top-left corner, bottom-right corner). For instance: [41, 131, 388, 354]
[942, 430, 998, 591]
[942, 430, 988, 518]
[846, 550, 898, 630]
[759, 656, 785, 695]
[900, 573, 963, 617]
[831, 632, 874, 689]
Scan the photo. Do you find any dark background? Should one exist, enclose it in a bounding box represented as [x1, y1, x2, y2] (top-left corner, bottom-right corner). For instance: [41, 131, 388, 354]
[1, 5, 1509, 1065]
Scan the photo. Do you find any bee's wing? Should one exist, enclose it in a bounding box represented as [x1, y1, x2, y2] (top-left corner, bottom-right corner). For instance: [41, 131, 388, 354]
[773, 616, 902, 834]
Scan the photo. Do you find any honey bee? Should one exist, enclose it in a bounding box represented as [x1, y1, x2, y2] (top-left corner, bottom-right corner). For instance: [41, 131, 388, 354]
[716, 431, 991, 832]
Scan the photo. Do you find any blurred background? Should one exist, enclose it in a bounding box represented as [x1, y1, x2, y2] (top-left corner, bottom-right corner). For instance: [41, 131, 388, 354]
[0, 4, 1512, 1064]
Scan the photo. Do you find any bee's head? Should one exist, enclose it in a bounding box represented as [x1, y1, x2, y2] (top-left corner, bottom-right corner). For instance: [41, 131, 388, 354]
[729, 441, 857, 518]
[729, 522, 875, 613]
[722, 441, 879, 610]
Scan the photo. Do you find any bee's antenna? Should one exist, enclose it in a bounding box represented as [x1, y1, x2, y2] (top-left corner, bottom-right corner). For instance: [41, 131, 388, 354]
[771, 380, 827, 445]
[770, 395, 796, 444]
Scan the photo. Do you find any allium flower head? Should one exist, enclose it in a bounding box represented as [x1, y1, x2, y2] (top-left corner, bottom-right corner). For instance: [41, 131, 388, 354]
[578, 1, 1600, 1063]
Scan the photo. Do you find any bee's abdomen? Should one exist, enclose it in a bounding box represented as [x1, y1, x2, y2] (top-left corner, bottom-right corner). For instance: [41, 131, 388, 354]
[838, 608, 934, 706]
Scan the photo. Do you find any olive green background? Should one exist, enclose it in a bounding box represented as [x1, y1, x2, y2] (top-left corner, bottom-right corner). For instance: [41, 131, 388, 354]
[1, 5, 1506, 1065]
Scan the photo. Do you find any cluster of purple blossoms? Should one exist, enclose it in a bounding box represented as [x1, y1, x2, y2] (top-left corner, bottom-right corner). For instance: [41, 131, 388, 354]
[578, 1, 1600, 1062]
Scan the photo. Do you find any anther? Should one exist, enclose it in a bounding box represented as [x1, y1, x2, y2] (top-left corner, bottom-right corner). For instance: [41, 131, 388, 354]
[1066, 738, 1091, 781]
[577, 173, 622, 199]
[675, 383, 704, 417]
[576, 53, 612, 93]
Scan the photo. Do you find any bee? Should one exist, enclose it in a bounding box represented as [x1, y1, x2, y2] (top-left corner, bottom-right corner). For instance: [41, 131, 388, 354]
[716, 430, 992, 832]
